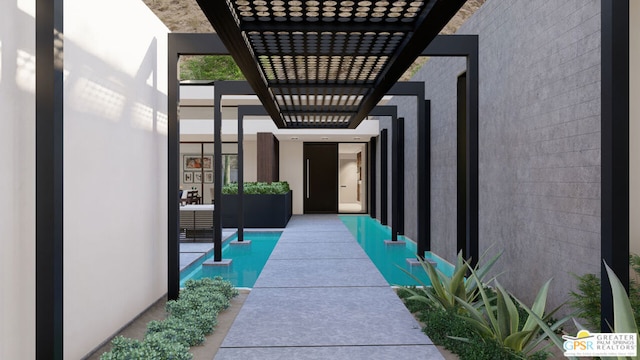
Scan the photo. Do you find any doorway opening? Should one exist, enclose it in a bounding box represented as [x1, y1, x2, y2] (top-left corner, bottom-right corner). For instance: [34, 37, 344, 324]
[338, 143, 367, 214]
[303, 142, 368, 214]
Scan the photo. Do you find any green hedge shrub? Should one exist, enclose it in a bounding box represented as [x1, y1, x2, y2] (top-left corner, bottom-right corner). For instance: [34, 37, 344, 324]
[222, 181, 290, 195]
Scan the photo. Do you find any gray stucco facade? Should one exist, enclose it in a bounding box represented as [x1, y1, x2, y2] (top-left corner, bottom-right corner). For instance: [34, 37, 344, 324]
[380, 0, 602, 308]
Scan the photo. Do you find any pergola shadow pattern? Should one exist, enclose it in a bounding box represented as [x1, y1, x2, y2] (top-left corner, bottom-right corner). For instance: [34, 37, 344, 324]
[195, 0, 466, 129]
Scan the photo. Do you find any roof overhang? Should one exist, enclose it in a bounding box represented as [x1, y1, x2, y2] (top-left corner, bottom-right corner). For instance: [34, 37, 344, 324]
[195, 0, 466, 129]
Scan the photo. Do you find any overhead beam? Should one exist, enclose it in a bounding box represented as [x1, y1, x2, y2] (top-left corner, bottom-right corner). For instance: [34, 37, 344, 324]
[349, 0, 467, 129]
[241, 21, 413, 33]
[194, 2, 285, 127]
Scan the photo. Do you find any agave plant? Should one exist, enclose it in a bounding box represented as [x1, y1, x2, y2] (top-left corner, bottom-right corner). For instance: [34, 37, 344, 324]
[452, 262, 574, 358]
[600, 261, 639, 360]
[400, 249, 502, 312]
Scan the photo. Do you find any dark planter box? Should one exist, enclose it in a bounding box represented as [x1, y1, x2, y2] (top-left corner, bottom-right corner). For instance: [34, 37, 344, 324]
[221, 190, 292, 228]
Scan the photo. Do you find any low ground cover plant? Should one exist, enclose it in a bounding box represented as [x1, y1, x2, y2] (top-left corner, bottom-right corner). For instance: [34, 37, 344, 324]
[101, 277, 238, 360]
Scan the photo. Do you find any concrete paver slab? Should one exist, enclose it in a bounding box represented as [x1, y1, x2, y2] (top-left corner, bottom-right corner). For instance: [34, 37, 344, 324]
[215, 345, 444, 360]
[254, 258, 388, 287]
[220, 287, 430, 348]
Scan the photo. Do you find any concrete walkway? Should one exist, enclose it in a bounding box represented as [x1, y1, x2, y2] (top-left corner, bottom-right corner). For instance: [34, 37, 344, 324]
[214, 214, 443, 360]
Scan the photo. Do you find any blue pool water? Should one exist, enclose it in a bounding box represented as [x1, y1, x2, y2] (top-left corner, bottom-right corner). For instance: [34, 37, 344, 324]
[180, 231, 282, 288]
[339, 215, 454, 286]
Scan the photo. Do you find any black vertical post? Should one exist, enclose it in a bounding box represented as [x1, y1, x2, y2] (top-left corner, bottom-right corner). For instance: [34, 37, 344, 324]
[457, 73, 467, 258]
[167, 34, 232, 294]
[416, 93, 431, 257]
[369, 106, 398, 220]
[416, 88, 428, 254]
[167, 37, 180, 300]
[36, 0, 64, 357]
[417, 100, 431, 257]
[369, 137, 377, 218]
[467, 48, 479, 268]
[380, 129, 388, 225]
[391, 119, 399, 241]
[419, 36, 479, 259]
[237, 108, 245, 242]
[601, 0, 630, 332]
[397, 117, 405, 235]
[213, 84, 223, 261]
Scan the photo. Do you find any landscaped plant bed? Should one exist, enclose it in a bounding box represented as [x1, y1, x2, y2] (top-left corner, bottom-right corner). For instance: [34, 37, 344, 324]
[396, 251, 571, 360]
[100, 277, 238, 360]
[221, 182, 292, 228]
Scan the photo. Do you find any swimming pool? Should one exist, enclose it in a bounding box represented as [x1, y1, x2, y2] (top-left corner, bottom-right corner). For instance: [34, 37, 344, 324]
[180, 231, 282, 288]
[339, 215, 454, 286]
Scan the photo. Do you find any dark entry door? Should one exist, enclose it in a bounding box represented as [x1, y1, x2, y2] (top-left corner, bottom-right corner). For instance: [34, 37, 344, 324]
[304, 143, 338, 213]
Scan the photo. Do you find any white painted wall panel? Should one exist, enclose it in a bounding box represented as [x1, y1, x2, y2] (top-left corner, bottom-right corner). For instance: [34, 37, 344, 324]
[0, 0, 36, 358]
[63, 0, 168, 357]
[280, 141, 304, 214]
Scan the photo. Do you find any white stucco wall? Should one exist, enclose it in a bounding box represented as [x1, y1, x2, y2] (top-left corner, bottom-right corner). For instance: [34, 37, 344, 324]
[244, 140, 258, 182]
[280, 141, 304, 214]
[63, 0, 168, 358]
[0, 0, 36, 358]
[630, 1, 640, 257]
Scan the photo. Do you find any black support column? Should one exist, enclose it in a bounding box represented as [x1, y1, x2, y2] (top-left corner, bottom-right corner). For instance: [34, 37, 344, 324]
[421, 35, 479, 264]
[388, 82, 427, 255]
[600, 0, 630, 332]
[236, 105, 270, 242]
[36, 0, 64, 357]
[213, 84, 223, 261]
[369, 106, 399, 232]
[211, 82, 256, 260]
[390, 117, 405, 241]
[391, 118, 399, 241]
[380, 129, 389, 225]
[168, 33, 229, 299]
[397, 117, 405, 235]
[369, 137, 377, 218]
[420, 100, 431, 257]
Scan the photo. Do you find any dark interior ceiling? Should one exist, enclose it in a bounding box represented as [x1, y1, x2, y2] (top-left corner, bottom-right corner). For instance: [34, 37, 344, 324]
[195, 0, 466, 129]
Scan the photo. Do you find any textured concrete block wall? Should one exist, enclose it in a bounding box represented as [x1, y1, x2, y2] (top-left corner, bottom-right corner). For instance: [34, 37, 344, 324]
[390, 0, 602, 308]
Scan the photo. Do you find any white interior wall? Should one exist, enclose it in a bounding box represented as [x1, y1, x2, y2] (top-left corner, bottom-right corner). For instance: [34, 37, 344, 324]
[63, 0, 168, 358]
[280, 141, 304, 214]
[630, 1, 640, 257]
[339, 155, 358, 203]
[358, 150, 367, 208]
[244, 140, 258, 182]
[0, 0, 36, 358]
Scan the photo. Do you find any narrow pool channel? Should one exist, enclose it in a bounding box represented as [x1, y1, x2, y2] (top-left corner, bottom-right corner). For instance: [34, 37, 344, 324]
[180, 231, 282, 288]
[339, 215, 454, 286]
